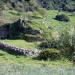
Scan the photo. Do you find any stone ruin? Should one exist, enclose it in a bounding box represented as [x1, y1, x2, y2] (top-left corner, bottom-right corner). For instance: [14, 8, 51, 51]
[0, 42, 40, 57]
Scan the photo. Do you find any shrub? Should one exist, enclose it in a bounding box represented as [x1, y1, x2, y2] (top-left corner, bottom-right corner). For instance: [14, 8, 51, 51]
[72, 52, 75, 64]
[58, 26, 75, 59]
[39, 42, 49, 48]
[0, 53, 5, 56]
[55, 14, 70, 22]
[38, 48, 61, 60]
[39, 41, 58, 49]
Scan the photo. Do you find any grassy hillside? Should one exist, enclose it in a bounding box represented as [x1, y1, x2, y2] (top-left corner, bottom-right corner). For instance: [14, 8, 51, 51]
[2, 9, 75, 32]
[0, 1, 75, 74]
[0, 9, 75, 50]
[0, 9, 75, 59]
[1, 9, 75, 42]
[0, 48, 72, 66]
[0, 0, 75, 75]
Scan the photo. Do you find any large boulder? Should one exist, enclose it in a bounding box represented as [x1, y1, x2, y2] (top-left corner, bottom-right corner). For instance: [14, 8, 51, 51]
[55, 14, 70, 22]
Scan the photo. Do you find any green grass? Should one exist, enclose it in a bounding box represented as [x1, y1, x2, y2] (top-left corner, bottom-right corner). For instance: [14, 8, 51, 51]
[30, 10, 75, 31]
[0, 49, 72, 67]
[0, 10, 75, 61]
[2, 10, 75, 37]
[0, 49, 74, 75]
[0, 63, 75, 75]
[0, 10, 75, 75]
[0, 39, 72, 67]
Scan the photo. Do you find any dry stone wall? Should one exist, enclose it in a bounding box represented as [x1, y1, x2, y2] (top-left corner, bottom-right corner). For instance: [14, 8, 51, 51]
[0, 42, 40, 57]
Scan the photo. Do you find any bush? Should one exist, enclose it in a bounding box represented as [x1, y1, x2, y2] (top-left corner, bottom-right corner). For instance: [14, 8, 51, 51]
[55, 14, 70, 22]
[39, 41, 58, 49]
[38, 48, 61, 60]
[72, 52, 75, 63]
[39, 42, 49, 48]
[58, 26, 75, 59]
